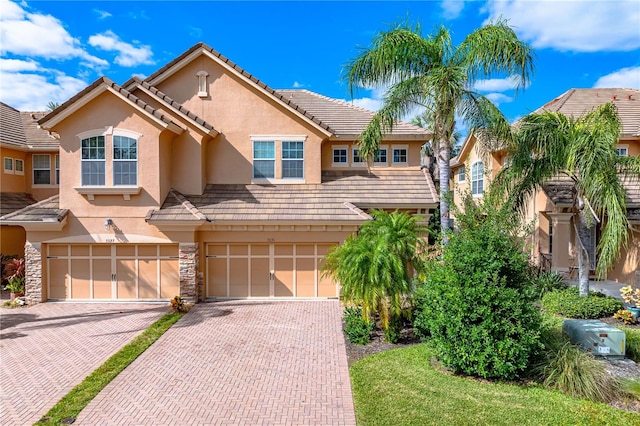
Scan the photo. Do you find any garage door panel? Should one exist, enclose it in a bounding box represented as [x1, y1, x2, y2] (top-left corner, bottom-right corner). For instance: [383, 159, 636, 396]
[208, 257, 228, 297]
[250, 257, 270, 297]
[317, 257, 336, 297]
[116, 259, 136, 299]
[92, 258, 112, 299]
[229, 258, 248, 297]
[296, 258, 315, 297]
[49, 258, 67, 299]
[70, 258, 91, 299]
[138, 259, 157, 299]
[274, 257, 294, 297]
[160, 259, 179, 299]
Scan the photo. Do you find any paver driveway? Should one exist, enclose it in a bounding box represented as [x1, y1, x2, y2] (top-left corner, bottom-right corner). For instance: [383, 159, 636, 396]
[76, 300, 356, 425]
[0, 303, 167, 425]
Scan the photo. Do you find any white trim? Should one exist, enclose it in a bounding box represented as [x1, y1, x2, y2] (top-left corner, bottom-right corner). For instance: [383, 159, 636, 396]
[250, 135, 307, 141]
[373, 145, 389, 167]
[113, 128, 143, 139]
[457, 166, 465, 183]
[54, 155, 59, 184]
[332, 145, 349, 167]
[391, 145, 408, 166]
[616, 144, 629, 157]
[351, 146, 366, 167]
[77, 127, 110, 140]
[74, 186, 141, 200]
[15, 158, 24, 175]
[281, 140, 305, 180]
[471, 161, 484, 197]
[3, 157, 14, 174]
[112, 134, 138, 187]
[32, 154, 51, 185]
[197, 70, 209, 97]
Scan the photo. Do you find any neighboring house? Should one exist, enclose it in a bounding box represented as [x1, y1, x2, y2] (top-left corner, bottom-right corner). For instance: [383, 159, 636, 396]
[0, 102, 59, 257]
[0, 43, 437, 304]
[451, 88, 640, 285]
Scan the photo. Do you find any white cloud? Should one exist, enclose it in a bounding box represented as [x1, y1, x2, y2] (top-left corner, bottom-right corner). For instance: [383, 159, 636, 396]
[93, 9, 112, 20]
[593, 67, 640, 89]
[0, 58, 40, 72]
[472, 75, 525, 92]
[292, 81, 306, 88]
[484, 92, 513, 105]
[484, 0, 640, 52]
[0, 68, 87, 110]
[0, 0, 107, 66]
[441, 0, 465, 20]
[88, 30, 154, 67]
[348, 97, 383, 112]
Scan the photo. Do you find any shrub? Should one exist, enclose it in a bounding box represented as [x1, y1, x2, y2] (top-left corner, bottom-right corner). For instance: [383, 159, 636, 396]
[613, 309, 636, 325]
[535, 270, 566, 298]
[413, 195, 542, 380]
[169, 296, 190, 313]
[622, 327, 640, 363]
[383, 315, 403, 344]
[344, 307, 373, 345]
[541, 287, 623, 319]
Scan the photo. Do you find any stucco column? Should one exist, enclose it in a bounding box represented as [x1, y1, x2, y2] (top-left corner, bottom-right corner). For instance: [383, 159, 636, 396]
[548, 213, 573, 271]
[179, 243, 198, 304]
[24, 242, 44, 305]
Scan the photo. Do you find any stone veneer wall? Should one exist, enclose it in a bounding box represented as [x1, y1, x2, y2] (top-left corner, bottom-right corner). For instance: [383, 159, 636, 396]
[24, 242, 43, 305]
[179, 243, 199, 303]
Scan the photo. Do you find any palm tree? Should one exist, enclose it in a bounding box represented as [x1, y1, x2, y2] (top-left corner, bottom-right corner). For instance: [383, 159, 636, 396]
[495, 103, 640, 296]
[345, 19, 534, 240]
[321, 210, 426, 329]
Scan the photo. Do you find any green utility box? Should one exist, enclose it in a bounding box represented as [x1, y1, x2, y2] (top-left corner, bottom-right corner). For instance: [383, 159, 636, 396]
[562, 319, 626, 358]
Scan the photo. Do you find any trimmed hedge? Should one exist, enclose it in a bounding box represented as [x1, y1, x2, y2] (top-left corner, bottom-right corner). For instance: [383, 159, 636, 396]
[541, 287, 623, 319]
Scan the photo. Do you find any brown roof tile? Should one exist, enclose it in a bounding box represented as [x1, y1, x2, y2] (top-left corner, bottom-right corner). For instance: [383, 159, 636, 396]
[0, 102, 26, 148]
[0, 195, 67, 222]
[0, 193, 37, 217]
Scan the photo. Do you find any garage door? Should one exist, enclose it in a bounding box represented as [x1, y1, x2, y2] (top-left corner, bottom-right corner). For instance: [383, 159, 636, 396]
[47, 244, 179, 300]
[206, 243, 337, 298]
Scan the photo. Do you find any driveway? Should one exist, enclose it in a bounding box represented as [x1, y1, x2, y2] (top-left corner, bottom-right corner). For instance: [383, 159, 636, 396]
[76, 300, 356, 425]
[0, 303, 167, 426]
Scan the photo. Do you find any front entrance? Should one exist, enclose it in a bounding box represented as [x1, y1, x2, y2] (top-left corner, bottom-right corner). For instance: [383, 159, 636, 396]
[206, 243, 337, 298]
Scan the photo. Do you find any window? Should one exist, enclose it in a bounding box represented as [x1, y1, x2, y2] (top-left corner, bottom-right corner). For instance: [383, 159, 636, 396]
[392, 146, 408, 165]
[503, 156, 512, 168]
[373, 147, 388, 166]
[113, 135, 137, 185]
[332, 146, 348, 166]
[616, 146, 628, 157]
[282, 141, 304, 178]
[15, 159, 24, 175]
[352, 147, 365, 166]
[81, 136, 105, 186]
[471, 161, 484, 196]
[457, 166, 465, 182]
[197, 70, 209, 97]
[33, 154, 51, 185]
[54, 155, 60, 184]
[253, 141, 275, 179]
[4, 157, 13, 174]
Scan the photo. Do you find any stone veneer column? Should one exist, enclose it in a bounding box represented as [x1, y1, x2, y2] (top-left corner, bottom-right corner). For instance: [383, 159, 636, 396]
[24, 242, 44, 305]
[179, 243, 198, 304]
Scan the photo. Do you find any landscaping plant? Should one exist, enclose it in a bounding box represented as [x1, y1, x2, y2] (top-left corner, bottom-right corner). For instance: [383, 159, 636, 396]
[343, 307, 374, 345]
[541, 287, 623, 319]
[613, 309, 636, 325]
[413, 194, 542, 380]
[534, 270, 566, 299]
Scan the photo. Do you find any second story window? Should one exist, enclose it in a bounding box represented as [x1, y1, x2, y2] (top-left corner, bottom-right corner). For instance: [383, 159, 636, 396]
[113, 135, 137, 185]
[15, 159, 24, 175]
[33, 154, 51, 185]
[81, 136, 105, 186]
[332, 146, 348, 166]
[471, 161, 484, 196]
[253, 141, 275, 179]
[616, 146, 628, 157]
[392, 146, 408, 165]
[457, 166, 465, 182]
[373, 147, 388, 166]
[282, 141, 304, 179]
[352, 147, 365, 166]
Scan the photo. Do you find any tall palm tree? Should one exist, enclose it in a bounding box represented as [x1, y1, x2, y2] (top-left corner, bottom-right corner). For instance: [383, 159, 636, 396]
[345, 19, 534, 240]
[321, 210, 426, 328]
[495, 103, 640, 296]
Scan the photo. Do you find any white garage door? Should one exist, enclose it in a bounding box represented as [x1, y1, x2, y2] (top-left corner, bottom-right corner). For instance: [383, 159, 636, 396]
[206, 243, 337, 298]
[47, 244, 179, 300]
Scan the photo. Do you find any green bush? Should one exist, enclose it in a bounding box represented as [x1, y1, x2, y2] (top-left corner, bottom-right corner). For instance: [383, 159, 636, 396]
[413, 195, 542, 380]
[344, 307, 373, 345]
[535, 270, 566, 298]
[383, 315, 403, 344]
[541, 287, 623, 319]
[621, 327, 640, 363]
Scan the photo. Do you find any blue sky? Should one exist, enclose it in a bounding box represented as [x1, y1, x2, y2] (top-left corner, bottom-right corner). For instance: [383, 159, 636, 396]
[1, 0, 639, 129]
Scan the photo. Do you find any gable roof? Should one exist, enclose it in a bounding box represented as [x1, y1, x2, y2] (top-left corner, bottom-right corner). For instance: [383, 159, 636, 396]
[38, 77, 184, 134]
[276, 90, 431, 140]
[0, 103, 57, 151]
[0, 102, 26, 148]
[0, 192, 37, 217]
[538, 88, 640, 137]
[0, 195, 67, 225]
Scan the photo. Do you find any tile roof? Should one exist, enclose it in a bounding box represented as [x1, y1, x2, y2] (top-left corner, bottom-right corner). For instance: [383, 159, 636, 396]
[0, 102, 26, 148]
[20, 111, 59, 149]
[538, 88, 640, 137]
[147, 169, 438, 223]
[276, 90, 431, 138]
[145, 189, 208, 222]
[0, 193, 37, 217]
[0, 195, 67, 223]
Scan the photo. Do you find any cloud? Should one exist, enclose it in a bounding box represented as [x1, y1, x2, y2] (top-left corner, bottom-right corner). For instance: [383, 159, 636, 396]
[441, 0, 465, 20]
[189, 26, 203, 39]
[88, 30, 154, 67]
[593, 67, 640, 89]
[484, 0, 640, 52]
[348, 97, 383, 112]
[0, 58, 40, 72]
[292, 81, 306, 88]
[484, 93, 513, 105]
[472, 76, 526, 92]
[0, 0, 107, 66]
[0, 68, 87, 110]
[93, 9, 112, 20]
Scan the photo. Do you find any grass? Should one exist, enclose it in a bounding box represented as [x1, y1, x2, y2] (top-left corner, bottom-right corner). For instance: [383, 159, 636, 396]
[36, 312, 184, 425]
[350, 344, 640, 425]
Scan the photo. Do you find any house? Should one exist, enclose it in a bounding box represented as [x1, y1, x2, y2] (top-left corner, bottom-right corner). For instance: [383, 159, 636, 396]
[0, 42, 437, 304]
[0, 103, 59, 258]
[451, 88, 640, 285]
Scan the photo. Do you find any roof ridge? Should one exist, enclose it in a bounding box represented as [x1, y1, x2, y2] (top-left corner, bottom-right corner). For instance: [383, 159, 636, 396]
[169, 189, 207, 221]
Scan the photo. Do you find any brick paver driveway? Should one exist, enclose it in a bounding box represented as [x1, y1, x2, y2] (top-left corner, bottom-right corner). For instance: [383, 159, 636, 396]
[76, 300, 356, 425]
[0, 303, 167, 425]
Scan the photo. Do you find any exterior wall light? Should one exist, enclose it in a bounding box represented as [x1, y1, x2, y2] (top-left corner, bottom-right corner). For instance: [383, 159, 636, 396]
[105, 218, 113, 231]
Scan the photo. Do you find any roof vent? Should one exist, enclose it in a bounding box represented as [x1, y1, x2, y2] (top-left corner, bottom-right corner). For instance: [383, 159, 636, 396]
[628, 94, 633, 100]
[612, 94, 617, 100]
[31, 113, 36, 119]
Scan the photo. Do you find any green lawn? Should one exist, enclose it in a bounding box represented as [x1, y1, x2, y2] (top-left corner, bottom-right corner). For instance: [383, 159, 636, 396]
[350, 344, 639, 425]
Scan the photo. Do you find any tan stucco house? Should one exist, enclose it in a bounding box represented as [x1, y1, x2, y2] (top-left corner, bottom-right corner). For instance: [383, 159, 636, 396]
[0, 42, 437, 304]
[451, 88, 640, 286]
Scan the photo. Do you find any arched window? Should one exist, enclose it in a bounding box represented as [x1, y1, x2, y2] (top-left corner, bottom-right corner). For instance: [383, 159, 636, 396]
[471, 161, 484, 196]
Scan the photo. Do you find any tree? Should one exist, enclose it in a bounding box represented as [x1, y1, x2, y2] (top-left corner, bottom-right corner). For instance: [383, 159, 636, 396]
[321, 210, 426, 329]
[345, 19, 534, 241]
[46, 101, 60, 111]
[495, 103, 640, 296]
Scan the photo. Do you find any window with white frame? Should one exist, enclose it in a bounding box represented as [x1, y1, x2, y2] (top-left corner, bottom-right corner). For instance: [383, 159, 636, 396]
[332, 146, 348, 166]
[457, 166, 465, 182]
[197, 70, 209, 97]
[253, 140, 275, 179]
[373, 147, 388, 166]
[33, 154, 51, 185]
[113, 135, 137, 185]
[282, 141, 304, 178]
[471, 161, 484, 196]
[392, 146, 408, 165]
[352, 147, 365, 166]
[4, 157, 13, 174]
[81, 136, 106, 185]
[54, 155, 60, 184]
[616, 146, 629, 157]
[15, 159, 24, 175]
